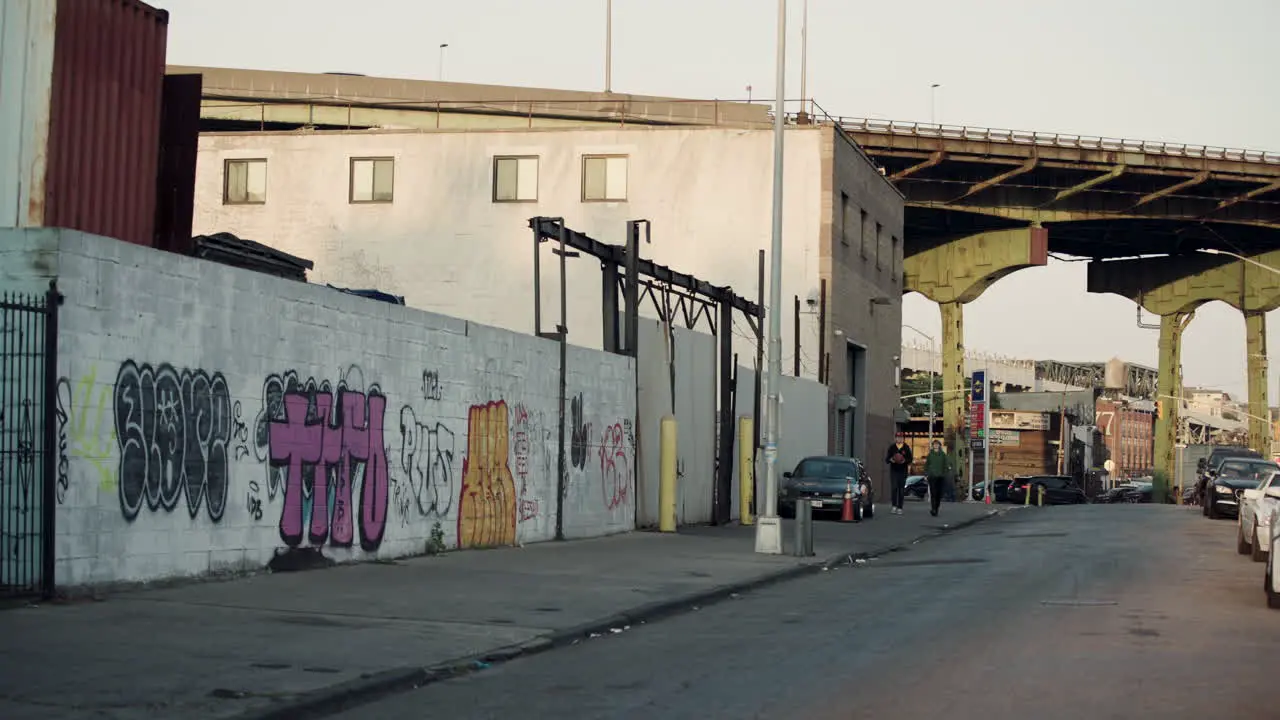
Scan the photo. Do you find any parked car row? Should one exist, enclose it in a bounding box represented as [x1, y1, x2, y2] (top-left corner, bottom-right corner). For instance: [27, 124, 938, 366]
[1194, 447, 1280, 609]
[969, 475, 1085, 505]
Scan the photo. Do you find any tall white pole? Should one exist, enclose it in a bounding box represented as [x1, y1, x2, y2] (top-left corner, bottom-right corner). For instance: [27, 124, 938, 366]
[983, 370, 992, 501]
[799, 0, 808, 116]
[605, 0, 613, 93]
[756, 0, 787, 555]
[438, 44, 449, 81]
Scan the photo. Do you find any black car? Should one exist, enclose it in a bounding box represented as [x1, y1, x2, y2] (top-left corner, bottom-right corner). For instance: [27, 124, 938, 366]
[970, 477, 1013, 503]
[1203, 459, 1278, 519]
[1196, 447, 1262, 504]
[779, 456, 875, 521]
[1006, 475, 1087, 505]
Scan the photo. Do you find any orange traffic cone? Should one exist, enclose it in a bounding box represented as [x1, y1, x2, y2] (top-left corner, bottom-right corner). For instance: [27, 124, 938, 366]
[841, 478, 855, 522]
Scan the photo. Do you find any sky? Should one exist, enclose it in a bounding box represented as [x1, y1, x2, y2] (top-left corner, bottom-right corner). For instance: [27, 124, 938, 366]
[158, 0, 1280, 400]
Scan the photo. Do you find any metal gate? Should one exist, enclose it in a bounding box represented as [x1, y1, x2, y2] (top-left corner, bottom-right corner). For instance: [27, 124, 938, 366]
[0, 282, 61, 599]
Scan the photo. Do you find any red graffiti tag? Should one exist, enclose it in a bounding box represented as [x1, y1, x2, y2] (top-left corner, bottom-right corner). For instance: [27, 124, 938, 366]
[599, 422, 631, 511]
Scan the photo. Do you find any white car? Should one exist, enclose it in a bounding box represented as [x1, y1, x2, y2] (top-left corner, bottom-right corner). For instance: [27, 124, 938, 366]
[1266, 495, 1280, 609]
[1238, 470, 1280, 562]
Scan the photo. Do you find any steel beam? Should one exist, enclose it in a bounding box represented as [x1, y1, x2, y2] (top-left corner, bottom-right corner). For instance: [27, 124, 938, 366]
[952, 156, 1037, 202]
[1204, 178, 1280, 217]
[904, 227, 1049, 304]
[1126, 170, 1210, 211]
[940, 301, 967, 492]
[1154, 311, 1192, 500]
[1039, 165, 1127, 207]
[890, 151, 945, 181]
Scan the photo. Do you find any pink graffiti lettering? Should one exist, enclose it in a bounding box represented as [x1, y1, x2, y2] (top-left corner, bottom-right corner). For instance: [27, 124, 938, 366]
[599, 422, 631, 511]
[269, 387, 389, 551]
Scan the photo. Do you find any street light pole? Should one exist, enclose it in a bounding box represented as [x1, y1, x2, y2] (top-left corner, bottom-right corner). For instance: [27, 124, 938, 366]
[438, 43, 449, 81]
[605, 0, 612, 93]
[756, 0, 787, 556]
[930, 83, 940, 124]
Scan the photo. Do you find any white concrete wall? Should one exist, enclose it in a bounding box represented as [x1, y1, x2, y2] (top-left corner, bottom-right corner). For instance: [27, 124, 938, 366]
[192, 125, 825, 381]
[2, 228, 636, 587]
[635, 319, 716, 527]
[731, 365, 830, 517]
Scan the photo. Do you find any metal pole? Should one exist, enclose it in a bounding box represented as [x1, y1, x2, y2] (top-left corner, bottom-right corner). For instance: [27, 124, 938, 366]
[605, 0, 613, 93]
[799, 0, 808, 116]
[438, 44, 449, 81]
[930, 83, 939, 124]
[756, 0, 787, 555]
[983, 370, 991, 502]
[555, 222, 569, 541]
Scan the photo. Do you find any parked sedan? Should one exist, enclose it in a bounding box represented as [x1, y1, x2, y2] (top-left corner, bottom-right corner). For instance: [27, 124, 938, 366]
[1204, 459, 1279, 519]
[779, 456, 874, 521]
[1264, 494, 1280, 609]
[1238, 470, 1280, 562]
[1006, 475, 1087, 505]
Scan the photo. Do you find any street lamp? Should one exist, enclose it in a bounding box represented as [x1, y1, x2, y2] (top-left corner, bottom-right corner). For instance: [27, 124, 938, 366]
[755, 0, 787, 556]
[438, 43, 449, 81]
[1198, 248, 1280, 275]
[605, 0, 613, 93]
[930, 83, 941, 125]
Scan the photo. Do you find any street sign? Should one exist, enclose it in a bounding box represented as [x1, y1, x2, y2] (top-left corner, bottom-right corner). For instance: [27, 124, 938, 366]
[971, 371, 986, 404]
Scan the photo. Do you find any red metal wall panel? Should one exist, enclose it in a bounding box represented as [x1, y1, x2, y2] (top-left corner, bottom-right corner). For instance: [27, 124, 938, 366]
[43, 0, 168, 246]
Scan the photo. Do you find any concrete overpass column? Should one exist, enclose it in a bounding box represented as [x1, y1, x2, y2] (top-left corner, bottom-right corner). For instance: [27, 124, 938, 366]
[939, 301, 966, 480]
[904, 226, 1049, 492]
[1155, 311, 1191, 500]
[1245, 310, 1270, 457]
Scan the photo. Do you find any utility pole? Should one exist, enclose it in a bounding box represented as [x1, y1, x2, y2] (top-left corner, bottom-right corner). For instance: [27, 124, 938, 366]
[605, 0, 613, 93]
[438, 43, 449, 81]
[799, 0, 808, 119]
[755, 0, 787, 555]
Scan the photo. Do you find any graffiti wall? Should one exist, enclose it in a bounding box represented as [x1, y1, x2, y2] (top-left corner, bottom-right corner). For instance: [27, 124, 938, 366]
[26, 229, 636, 587]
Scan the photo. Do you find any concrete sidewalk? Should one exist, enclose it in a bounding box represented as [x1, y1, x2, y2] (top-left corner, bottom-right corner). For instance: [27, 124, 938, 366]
[0, 501, 1000, 720]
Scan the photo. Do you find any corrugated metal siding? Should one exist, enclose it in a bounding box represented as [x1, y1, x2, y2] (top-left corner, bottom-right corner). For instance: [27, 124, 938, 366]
[0, 0, 57, 228]
[42, 0, 167, 246]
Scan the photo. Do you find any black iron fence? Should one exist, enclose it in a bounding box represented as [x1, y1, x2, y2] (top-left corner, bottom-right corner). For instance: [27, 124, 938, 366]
[0, 282, 61, 599]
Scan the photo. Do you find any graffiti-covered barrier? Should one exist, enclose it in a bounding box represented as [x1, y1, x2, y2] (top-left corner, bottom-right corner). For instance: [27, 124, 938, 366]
[1, 229, 636, 587]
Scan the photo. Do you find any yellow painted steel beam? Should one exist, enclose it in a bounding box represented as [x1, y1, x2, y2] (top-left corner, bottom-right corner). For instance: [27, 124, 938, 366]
[953, 157, 1038, 201]
[1246, 311, 1271, 457]
[1204, 178, 1280, 217]
[1039, 165, 1127, 207]
[907, 201, 1280, 230]
[905, 227, 1050, 304]
[1126, 171, 1211, 211]
[890, 151, 946, 181]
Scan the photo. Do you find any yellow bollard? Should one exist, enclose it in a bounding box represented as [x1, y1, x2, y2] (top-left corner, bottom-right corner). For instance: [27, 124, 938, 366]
[659, 415, 678, 532]
[1038, 485, 1045, 507]
[739, 417, 754, 526]
[1024, 484, 1031, 506]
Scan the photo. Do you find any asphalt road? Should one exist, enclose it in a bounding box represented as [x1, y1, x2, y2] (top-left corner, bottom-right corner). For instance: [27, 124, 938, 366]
[330, 505, 1279, 720]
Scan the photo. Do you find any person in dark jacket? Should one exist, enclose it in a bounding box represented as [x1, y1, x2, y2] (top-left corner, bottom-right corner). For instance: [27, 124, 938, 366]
[885, 432, 913, 515]
[923, 440, 952, 517]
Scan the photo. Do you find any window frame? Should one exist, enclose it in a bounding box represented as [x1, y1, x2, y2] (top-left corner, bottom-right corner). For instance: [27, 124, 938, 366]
[222, 158, 268, 205]
[581, 154, 630, 202]
[348, 156, 396, 204]
[492, 155, 541, 203]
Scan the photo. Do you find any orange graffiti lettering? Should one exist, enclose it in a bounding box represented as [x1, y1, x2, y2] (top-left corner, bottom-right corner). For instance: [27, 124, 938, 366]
[458, 401, 517, 548]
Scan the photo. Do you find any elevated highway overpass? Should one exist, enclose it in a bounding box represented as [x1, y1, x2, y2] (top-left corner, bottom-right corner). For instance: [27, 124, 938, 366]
[825, 114, 1280, 491]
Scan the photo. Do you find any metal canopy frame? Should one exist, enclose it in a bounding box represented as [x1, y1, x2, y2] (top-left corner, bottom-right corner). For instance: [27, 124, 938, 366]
[528, 217, 765, 526]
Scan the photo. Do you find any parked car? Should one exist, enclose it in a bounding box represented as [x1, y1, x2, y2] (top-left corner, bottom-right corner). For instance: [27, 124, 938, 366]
[779, 456, 875, 521]
[1263, 492, 1280, 609]
[904, 475, 928, 500]
[1238, 470, 1280, 562]
[1006, 475, 1087, 505]
[1197, 447, 1263, 504]
[1204, 459, 1278, 519]
[969, 478, 1012, 502]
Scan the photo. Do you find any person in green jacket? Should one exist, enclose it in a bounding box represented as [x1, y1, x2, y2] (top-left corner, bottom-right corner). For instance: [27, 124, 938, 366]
[923, 440, 952, 517]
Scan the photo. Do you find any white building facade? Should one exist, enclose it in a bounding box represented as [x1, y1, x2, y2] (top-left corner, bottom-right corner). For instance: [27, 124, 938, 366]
[192, 122, 904, 468]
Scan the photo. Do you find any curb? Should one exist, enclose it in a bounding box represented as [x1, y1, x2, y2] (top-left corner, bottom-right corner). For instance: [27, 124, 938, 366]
[235, 507, 1003, 720]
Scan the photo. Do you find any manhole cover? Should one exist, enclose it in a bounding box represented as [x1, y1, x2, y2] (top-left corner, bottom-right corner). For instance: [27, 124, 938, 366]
[867, 558, 989, 568]
[1041, 599, 1118, 607]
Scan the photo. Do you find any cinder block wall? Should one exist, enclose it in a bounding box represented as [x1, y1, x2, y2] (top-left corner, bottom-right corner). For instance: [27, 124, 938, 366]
[6, 229, 636, 587]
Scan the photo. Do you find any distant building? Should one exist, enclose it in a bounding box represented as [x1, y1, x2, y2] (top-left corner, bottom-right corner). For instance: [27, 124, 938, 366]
[182, 67, 906, 461]
[1096, 398, 1154, 478]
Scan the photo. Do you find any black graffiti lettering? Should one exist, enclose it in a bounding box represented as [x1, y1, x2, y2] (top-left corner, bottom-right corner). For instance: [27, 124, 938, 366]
[570, 393, 590, 471]
[397, 406, 456, 519]
[421, 370, 442, 401]
[113, 361, 231, 523]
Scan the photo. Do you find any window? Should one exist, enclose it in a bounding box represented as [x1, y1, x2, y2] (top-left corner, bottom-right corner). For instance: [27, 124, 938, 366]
[582, 155, 628, 201]
[349, 157, 395, 203]
[223, 159, 267, 204]
[891, 235, 900, 282]
[840, 192, 851, 246]
[859, 210, 869, 258]
[875, 222, 884, 269]
[493, 156, 539, 202]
